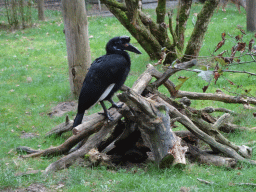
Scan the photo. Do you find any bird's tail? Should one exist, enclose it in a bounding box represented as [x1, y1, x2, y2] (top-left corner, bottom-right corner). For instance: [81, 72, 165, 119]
[73, 113, 84, 128]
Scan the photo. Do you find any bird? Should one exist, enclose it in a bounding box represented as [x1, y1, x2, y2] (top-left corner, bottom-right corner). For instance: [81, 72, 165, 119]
[73, 36, 142, 128]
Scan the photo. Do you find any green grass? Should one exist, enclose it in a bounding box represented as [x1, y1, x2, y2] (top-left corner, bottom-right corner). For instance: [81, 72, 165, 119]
[0, 4, 256, 191]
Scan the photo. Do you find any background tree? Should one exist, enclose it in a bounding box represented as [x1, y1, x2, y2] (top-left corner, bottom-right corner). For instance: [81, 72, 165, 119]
[101, 0, 219, 64]
[38, 0, 45, 21]
[247, 0, 256, 31]
[62, 0, 91, 98]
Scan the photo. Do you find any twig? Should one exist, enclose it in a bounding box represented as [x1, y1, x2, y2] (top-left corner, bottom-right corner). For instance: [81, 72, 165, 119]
[197, 178, 214, 185]
[222, 70, 256, 76]
[234, 183, 256, 186]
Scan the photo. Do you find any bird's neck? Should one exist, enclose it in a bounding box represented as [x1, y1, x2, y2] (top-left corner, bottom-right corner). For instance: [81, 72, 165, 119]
[107, 50, 131, 65]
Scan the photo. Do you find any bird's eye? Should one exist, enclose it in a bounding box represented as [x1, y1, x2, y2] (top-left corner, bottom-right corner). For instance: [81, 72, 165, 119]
[124, 44, 128, 47]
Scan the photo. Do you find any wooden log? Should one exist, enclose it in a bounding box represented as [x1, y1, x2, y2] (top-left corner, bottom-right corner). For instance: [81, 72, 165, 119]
[118, 89, 188, 168]
[44, 111, 122, 174]
[190, 114, 253, 159]
[146, 91, 255, 164]
[176, 91, 256, 105]
[45, 115, 73, 137]
[72, 107, 121, 135]
[174, 131, 199, 146]
[132, 69, 152, 94]
[188, 145, 237, 168]
[22, 108, 120, 158]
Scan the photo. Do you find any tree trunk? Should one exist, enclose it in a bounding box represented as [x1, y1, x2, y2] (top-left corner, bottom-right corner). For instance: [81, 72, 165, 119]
[246, 0, 256, 32]
[62, 0, 91, 98]
[38, 0, 45, 21]
[101, 0, 219, 64]
[183, 0, 219, 61]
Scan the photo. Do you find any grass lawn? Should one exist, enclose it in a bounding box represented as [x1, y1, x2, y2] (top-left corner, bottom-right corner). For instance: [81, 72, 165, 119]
[0, 3, 256, 191]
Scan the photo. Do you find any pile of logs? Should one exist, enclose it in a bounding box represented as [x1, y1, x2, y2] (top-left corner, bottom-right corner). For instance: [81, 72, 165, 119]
[18, 60, 256, 174]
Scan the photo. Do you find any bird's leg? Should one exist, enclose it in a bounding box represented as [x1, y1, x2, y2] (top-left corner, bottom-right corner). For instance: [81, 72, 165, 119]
[99, 101, 114, 121]
[108, 98, 123, 109]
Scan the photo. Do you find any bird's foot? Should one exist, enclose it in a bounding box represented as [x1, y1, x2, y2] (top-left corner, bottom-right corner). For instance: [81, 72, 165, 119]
[111, 102, 123, 109]
[98, 112, 114, 121]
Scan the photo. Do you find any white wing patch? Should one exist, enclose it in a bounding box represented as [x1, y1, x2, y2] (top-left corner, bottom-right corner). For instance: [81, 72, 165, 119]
[97, 83, 115, 102]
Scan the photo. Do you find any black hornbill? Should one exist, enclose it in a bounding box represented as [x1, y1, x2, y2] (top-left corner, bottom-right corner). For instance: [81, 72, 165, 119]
[73, 36, 142, 128]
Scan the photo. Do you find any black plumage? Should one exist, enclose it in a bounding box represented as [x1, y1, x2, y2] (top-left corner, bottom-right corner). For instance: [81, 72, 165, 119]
[73, 36, 141, 128]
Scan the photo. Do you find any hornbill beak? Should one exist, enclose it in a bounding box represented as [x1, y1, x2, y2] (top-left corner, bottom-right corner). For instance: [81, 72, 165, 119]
[123, 43, 142, 54]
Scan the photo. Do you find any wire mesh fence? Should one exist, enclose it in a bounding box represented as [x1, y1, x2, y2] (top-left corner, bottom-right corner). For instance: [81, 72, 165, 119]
[0, 0, 178, 17]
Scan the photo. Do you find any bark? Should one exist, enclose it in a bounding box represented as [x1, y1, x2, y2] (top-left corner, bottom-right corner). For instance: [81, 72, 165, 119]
[183, 0, 219, 61]
[188, 113, 252, 159]
[38, 0, 45, 21]
[44, 121, 118, 174]
[176, 91, 256, 105]
[175, 0, 193, 51]
[188, 145, 237, 168]
[118, 89, 188, 168]
[174, 131, 199, 146]
[22, 108, 121, 158]
[62, 0, 91, 98]
[247, 0, 256, 32]
[102, 0, 218, 64]
[145, 63, 256, 106]
[45, 115, 73, 137]
[152, 59, 197, 88]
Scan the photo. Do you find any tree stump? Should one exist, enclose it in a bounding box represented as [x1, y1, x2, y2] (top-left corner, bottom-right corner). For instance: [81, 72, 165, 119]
[118, 89, 188, 168]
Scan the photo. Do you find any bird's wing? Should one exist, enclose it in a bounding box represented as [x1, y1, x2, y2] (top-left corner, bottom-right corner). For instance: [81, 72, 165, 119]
[77, 55, 125, 114]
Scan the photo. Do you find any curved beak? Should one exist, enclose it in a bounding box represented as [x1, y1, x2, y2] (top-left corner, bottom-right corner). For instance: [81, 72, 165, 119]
[124, 43, 142, 54]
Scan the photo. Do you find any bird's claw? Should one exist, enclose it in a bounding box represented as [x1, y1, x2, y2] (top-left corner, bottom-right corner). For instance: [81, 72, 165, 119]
[98, 112, 114, 121]
[111, 102, 123, 109]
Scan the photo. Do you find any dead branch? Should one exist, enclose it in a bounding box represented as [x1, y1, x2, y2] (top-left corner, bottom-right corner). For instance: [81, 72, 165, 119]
[197, 178, 214, 185]
[22, 108, 120, 158]
[222, 70, 256, 76]
[176, 91, 256, 105]
[45, 115, 73, 137]
[174, 131, 199, 146]
[146, 63, 256, 106]
[44, 112, 121, 174]
[150, 94, 255, 165]
[234, 183, 256, 186]
[188, 145, 237, 168]
[152, 59, 197, 88]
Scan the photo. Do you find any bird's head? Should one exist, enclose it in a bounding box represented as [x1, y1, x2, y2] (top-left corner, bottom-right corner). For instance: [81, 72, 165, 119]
[106, 36, 142, 54]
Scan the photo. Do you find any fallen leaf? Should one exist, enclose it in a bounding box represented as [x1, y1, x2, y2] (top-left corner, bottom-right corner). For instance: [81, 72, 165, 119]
[202, 85, 209, 93]
[215, 39, 225, 52]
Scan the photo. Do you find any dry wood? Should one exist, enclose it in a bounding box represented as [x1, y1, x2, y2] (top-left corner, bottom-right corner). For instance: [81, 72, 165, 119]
[174, 131, 199, 146]
[197, 178, 214, 185]
[234, 183, 256, 186]
[86, 148, 113, 167]
[147, 63, 256, 106]
[176, 91, 256, 105]
[152, 59, 197, 88]
[19, 59, 256, 173]
[188, 145, 237, 168]
[44, 111, 122, 174]
[22, 108, 120, 158]
[150, 93, 256, 165]
[190, 114, 252, 159]
[45, 115, 73, 137]
[118, 89, 188, 168]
